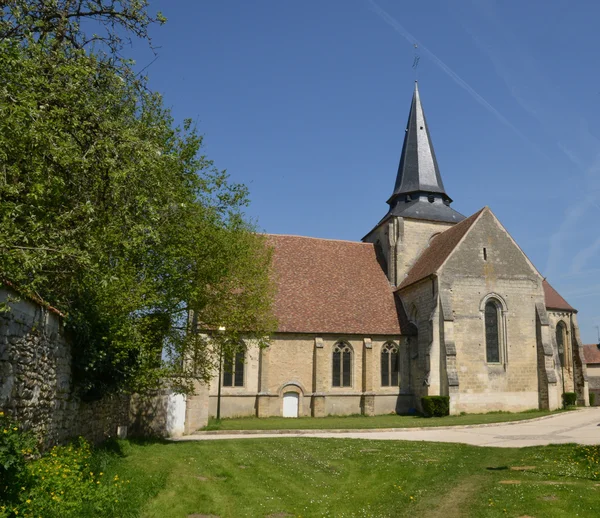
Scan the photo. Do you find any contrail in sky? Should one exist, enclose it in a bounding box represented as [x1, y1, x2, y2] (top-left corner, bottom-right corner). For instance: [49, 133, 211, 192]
[366, 0, 539, 153]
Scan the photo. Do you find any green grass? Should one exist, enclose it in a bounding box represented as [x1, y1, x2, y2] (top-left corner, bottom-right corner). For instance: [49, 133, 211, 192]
[91, 438, 599, 518]
[201, 409, 566, 431]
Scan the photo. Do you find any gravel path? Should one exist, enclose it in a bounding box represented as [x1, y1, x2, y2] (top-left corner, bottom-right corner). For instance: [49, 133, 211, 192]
[174, 408, 600, 448]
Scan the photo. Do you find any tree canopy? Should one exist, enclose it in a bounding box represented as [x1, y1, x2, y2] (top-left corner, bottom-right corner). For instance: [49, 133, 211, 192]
[0, 2, 275, 398]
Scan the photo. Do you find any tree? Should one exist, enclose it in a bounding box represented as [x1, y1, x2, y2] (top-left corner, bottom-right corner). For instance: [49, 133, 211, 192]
[0, 3, 275, 398]
[0, 0, 166, 57]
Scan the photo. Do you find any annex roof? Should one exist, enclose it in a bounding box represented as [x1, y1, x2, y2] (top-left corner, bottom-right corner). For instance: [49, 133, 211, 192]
[397, 208, 485, 290]
[543, 280, 576, 312]
[583, 343, 600, 365]
[267, 234, 406, 335]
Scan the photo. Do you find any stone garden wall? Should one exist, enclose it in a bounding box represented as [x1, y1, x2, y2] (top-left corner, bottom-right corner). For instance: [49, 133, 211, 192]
[0, 286, 130, 447]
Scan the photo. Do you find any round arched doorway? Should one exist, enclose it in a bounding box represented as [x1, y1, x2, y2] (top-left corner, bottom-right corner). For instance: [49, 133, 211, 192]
[282, 392, 299, 418]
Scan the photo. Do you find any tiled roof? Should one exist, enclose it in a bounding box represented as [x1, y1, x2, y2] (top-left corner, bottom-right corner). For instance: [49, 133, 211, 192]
[543, 280, 576, 312]
[267, 234, 406, 335]
[397, 208, 485, 290]
[1, 280, 65, 317]
[583, 344, 600, 365]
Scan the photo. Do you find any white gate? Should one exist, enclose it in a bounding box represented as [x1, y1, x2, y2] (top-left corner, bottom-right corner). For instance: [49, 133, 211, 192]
[282, 392, 299, 418]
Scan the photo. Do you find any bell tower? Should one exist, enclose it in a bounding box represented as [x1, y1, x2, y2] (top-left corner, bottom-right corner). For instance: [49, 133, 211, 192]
[364, 82, 464, 285]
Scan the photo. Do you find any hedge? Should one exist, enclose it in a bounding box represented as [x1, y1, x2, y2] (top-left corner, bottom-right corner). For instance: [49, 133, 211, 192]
[421, 396, 450, 417]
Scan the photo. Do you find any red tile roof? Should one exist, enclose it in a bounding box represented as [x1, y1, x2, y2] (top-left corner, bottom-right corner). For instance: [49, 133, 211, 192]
[583, 344, 600, 364]
[1, 280, 65, 317]
[267, 235, 405, 335]
[543, 280, 576, 312]
[397, 208, 485, 290]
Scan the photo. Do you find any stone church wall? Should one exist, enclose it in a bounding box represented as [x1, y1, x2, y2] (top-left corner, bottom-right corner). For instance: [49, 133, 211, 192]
[546, 311, 575, 391]
[546, 311, 589, 404]
[398, 219, 453, 281]
[440, 210, 544, 412]
[207, 340, 261, 418]
[397, 278, 438, 406]
[207, 333, 412, 418]
[363, 216, 452, 286]
[0, 287, 130, 448]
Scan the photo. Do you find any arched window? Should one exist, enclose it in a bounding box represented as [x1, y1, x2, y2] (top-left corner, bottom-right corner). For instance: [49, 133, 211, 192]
[556, 321, 568, 368]
[381, 342, 399, 387]
[332, 342, 352, 387]
[223, 347, 245, 387]
[484, 299, 502, 363]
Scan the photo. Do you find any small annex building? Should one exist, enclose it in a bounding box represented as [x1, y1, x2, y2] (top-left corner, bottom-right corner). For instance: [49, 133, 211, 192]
[207, 83, 589, 418]
[583, 343, 600, 406]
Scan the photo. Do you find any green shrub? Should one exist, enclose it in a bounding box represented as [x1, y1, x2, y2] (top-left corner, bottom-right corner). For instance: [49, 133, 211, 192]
[0, 432, 127, 518]
[590, 392, 596, 406]
[421, 396, 450, 417]
[562, 392, 577, 407]
[0, 411, 38, 504]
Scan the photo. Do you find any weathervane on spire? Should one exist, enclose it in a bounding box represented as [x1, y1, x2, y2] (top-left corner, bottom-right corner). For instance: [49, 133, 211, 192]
[412, 43, 420, 77]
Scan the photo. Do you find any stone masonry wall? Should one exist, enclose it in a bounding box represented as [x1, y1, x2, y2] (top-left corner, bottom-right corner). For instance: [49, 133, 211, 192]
[363, 217, 453, 287]
[397, 219, 454, 283]
[440, 210, 544, 412]
[206, 333, 412, 418]
[397, 279, 438, 405]
[0, 288, 129, 447]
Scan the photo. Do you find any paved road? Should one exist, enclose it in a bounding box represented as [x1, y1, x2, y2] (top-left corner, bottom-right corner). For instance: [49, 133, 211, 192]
[176, 408, 600, 448]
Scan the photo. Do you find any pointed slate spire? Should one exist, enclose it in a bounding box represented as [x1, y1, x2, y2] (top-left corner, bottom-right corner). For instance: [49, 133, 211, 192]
[391, 82, 446, 198]
[386, 82, 464, 223]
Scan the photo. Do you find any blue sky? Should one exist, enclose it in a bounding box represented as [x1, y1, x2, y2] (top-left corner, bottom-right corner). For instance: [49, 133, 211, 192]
[131, 1, 600, 343]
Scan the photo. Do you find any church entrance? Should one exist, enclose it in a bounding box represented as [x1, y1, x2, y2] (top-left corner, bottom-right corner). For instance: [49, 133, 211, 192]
[283, 392, 299, 418]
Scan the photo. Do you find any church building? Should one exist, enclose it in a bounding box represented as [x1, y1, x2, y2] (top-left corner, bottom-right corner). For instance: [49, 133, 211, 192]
[207, 83, 589, 418]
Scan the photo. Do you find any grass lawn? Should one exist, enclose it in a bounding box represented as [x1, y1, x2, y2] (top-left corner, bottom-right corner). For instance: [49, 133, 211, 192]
[95, 438, 599, 518]
[201, 409, 567, 431]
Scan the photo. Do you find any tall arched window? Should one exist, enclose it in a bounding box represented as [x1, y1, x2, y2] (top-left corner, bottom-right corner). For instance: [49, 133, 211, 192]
[332, 342, 352, 387]
[556, 321, 568, 368]
[485, 299, 501, 363]
[223, 347, 245, 387]
[381, 342, 399, 387]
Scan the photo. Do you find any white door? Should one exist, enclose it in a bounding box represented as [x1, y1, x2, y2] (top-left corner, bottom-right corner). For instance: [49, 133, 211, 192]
[282, 392, 299, 418]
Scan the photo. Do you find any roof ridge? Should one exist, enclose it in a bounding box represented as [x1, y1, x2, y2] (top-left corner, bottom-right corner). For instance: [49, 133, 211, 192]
[265, 233, 370, 245]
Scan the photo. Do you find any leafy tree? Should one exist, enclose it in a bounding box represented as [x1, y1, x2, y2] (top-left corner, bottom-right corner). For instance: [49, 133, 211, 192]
[0, 0, 166, 57]
[0, 3, 275, 398]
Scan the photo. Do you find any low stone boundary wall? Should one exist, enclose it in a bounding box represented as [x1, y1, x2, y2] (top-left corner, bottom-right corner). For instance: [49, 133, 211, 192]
[0, 287, 131, 447]
[0, 286, 209, 445]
